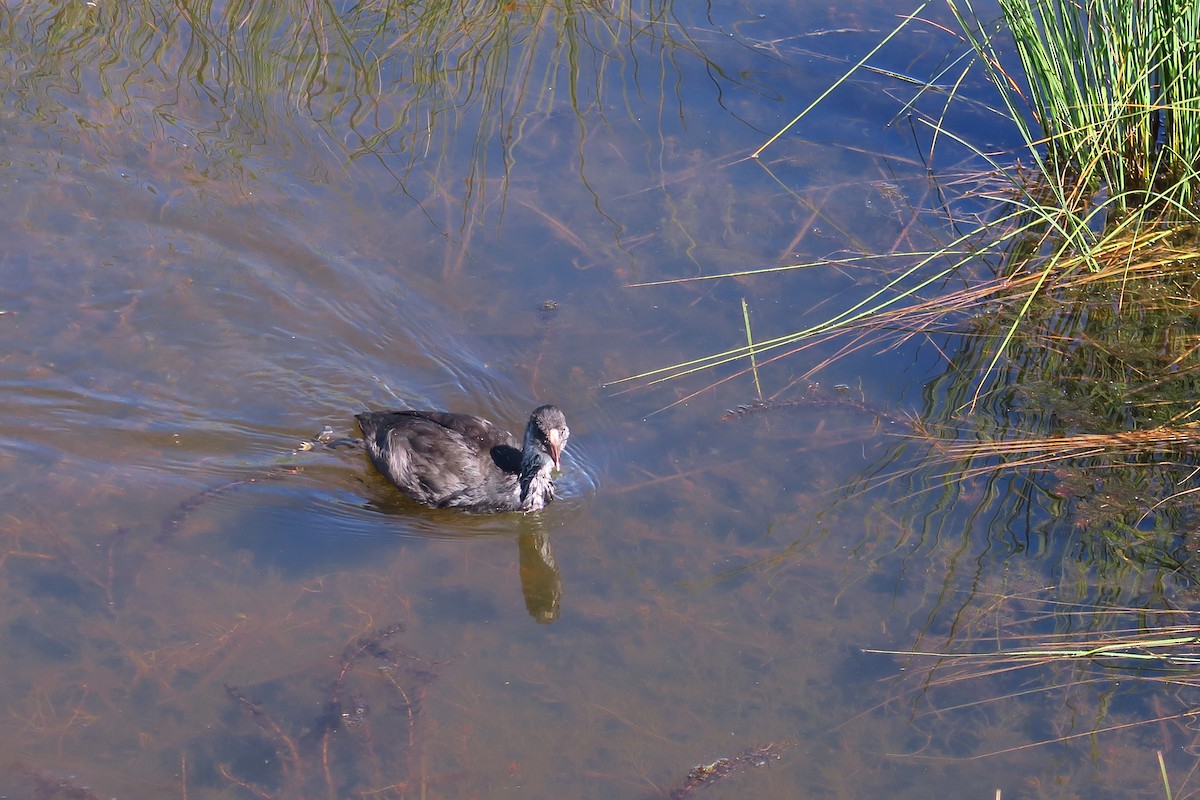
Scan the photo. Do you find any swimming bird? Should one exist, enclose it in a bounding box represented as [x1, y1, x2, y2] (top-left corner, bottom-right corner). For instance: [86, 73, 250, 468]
[355, 405, 569, 513]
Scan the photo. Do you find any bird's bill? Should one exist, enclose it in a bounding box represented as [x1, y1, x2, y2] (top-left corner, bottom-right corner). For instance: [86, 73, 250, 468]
[548, 431, 564, 470]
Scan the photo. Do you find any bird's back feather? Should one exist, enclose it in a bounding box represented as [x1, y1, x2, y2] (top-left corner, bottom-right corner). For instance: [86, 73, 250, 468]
[355, 411, 524, 511]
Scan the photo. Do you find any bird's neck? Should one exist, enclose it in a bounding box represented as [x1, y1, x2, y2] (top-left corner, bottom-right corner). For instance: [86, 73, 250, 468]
[519, 455, 555, 511]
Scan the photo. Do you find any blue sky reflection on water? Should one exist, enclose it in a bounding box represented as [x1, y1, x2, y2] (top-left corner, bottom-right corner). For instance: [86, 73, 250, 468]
[0, 0, 1194, 797]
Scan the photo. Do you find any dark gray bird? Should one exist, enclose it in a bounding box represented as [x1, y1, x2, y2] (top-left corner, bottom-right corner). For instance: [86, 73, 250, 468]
[355, 405, 569, 513]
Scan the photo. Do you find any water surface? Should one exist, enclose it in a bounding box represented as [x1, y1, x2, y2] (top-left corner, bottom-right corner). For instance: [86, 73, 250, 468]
[1, 1, 1193, 798]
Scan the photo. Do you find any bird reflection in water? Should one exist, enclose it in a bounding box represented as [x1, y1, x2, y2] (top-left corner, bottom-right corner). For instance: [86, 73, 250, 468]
[517, 528, 562, 624]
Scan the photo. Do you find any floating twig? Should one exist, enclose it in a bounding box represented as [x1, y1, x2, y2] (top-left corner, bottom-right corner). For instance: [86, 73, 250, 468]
[721, 383, 903, 426]
[159, 467, 304, 541]
[666, 740, 791, 799]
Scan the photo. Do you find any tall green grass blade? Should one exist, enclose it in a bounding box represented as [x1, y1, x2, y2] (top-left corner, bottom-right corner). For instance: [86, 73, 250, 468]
[741, 298, 762, 400]
[1159, 751, 1174, 800]
[751, 2, 931, 158]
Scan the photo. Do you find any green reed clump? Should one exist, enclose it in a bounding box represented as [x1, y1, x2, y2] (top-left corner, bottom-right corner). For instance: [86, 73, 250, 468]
[956, 0, 1200, 221]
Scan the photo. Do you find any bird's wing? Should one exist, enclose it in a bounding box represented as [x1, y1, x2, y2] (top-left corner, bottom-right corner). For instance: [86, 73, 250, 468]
[357, 411, 516, 507]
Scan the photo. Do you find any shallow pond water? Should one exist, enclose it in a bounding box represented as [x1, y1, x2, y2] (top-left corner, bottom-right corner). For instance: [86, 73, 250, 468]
[2, 1, 1198, 798]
